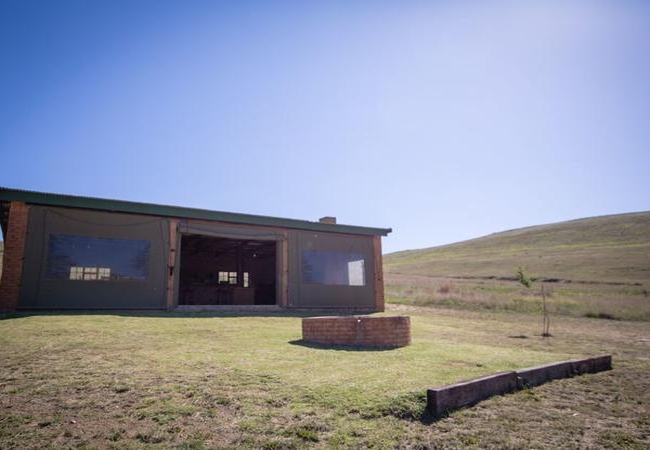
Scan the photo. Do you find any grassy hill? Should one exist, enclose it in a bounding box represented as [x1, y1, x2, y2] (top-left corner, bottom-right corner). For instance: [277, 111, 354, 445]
[385, 212, 650, 320]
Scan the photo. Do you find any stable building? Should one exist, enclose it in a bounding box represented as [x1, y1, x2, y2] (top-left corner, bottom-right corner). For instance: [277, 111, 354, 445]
[0, 188, 391, 311]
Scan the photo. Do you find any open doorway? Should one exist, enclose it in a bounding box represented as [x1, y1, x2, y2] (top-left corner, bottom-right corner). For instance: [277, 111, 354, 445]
[178, 235, 276, 306]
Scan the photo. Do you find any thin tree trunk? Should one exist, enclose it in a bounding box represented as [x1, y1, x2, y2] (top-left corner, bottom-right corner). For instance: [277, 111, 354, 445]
[542, 283, 551, 337]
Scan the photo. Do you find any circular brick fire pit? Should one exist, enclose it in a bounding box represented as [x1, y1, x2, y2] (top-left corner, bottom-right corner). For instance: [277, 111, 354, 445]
[302, 315, 411, 348]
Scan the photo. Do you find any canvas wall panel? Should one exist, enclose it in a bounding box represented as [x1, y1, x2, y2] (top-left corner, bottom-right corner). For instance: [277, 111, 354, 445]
[289, 230, 375, 308]
[20, 206, 169, 309]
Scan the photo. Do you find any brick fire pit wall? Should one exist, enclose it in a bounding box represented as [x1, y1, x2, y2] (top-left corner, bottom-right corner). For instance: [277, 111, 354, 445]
[302, 316, 411, 348]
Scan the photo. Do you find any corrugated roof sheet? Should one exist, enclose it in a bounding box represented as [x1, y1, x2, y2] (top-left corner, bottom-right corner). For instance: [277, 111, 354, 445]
[0, 187, 391, 236]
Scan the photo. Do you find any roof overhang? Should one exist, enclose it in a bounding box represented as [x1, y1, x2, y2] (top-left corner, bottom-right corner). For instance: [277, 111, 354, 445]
[0, 187, 392, 237]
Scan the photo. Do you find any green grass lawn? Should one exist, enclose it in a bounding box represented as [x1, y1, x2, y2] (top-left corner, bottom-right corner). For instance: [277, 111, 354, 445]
[1, 307, 648, 449]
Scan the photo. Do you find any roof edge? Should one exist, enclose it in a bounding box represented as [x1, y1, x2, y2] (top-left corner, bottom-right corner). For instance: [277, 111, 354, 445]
[0, 187, 392, 236]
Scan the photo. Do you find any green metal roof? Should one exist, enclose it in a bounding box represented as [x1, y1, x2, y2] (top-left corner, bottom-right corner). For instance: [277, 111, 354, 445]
[0, 187, 391, 236]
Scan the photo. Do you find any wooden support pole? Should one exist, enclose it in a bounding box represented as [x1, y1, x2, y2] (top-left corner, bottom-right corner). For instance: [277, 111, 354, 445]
[236, 244, 244, 287]
[166, 218, 178, 310]
[278, 236, 288, 307]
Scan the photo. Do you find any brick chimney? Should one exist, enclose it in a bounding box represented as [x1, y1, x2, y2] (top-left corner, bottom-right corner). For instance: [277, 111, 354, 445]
[319, 216, 337, 224]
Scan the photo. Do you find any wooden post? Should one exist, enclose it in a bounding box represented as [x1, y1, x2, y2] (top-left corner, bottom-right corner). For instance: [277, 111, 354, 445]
[277, 235, 289, 307]
[166, 218, 179, 310]
[236, 244, 244, 287]
[372, 235, 385, 312]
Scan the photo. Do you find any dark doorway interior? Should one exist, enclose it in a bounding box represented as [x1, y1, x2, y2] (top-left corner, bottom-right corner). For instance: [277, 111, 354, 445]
[179, 235, 276, 305]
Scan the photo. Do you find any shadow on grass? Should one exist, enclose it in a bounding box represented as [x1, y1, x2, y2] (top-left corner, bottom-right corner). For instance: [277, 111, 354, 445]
[358, 390, 438, 425]
[288, 339, 402, 352]
[370, 403, 438, 425]
[0, 309, 377, 321]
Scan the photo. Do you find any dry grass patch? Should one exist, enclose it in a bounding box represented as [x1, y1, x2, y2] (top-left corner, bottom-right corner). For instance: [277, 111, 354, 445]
[386, 273, 650, 321]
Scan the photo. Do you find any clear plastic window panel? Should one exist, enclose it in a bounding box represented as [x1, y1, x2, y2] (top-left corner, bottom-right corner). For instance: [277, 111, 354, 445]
[47, 234, 150, 281]
[301, 250, 365, 286]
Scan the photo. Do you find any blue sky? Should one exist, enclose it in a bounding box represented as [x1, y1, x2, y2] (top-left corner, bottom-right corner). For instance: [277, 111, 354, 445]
[1, 0, 649, 253]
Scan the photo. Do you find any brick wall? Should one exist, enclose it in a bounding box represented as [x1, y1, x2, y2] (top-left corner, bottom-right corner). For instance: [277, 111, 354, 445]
[0, 202, 29, 311]
[302, 316, 410, 348]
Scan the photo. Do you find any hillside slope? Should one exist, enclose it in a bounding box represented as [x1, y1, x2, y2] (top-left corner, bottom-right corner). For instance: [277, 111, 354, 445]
[385, 212, 650, 320]
[386, 212, 650, 285]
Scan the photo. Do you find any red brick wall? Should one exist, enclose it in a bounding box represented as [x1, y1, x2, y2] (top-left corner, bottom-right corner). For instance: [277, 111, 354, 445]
[302, 316, 410, 348]
[0, 202, 29, 311]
